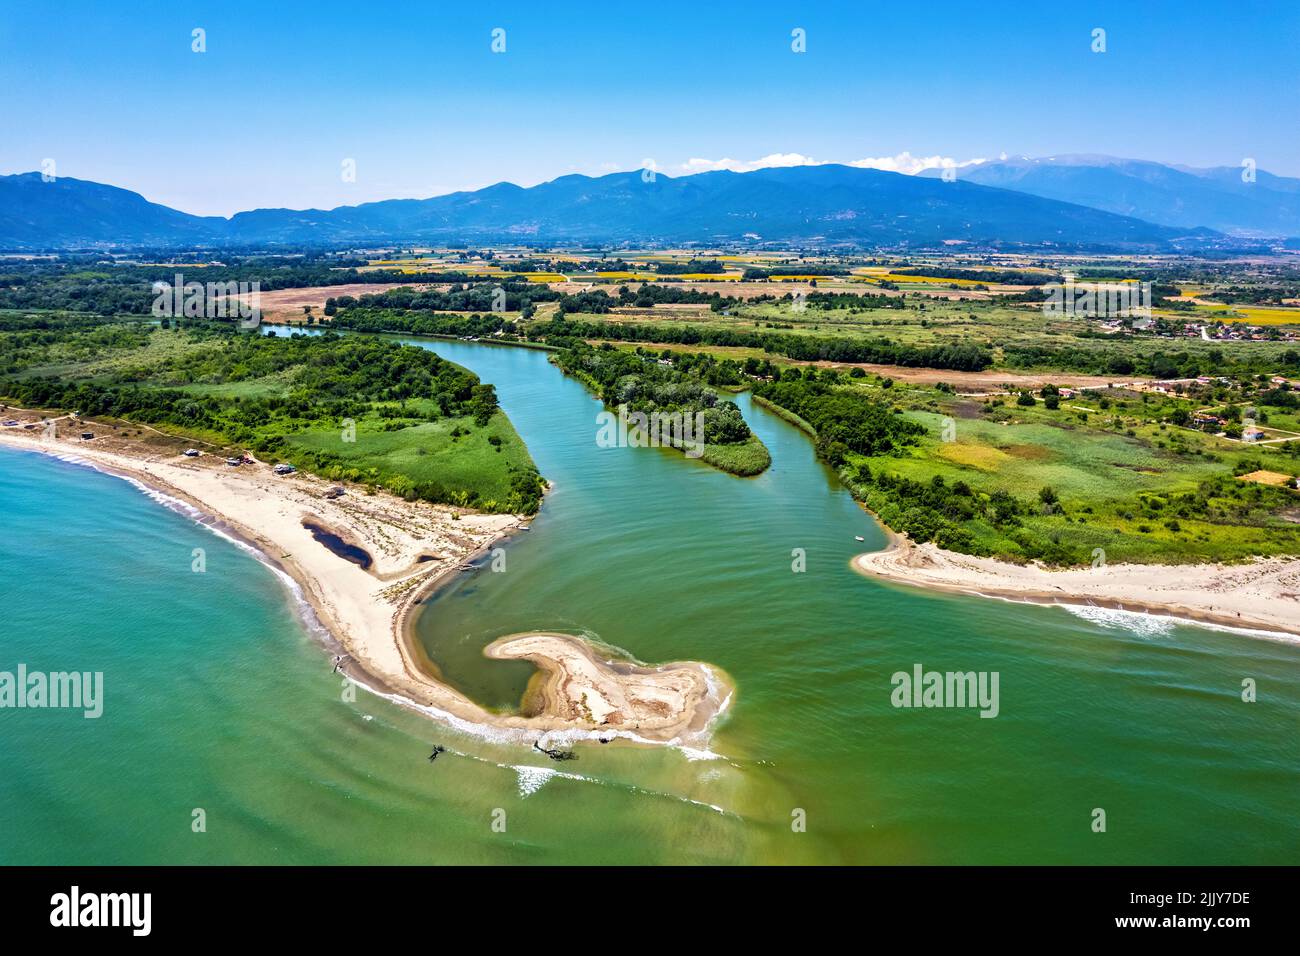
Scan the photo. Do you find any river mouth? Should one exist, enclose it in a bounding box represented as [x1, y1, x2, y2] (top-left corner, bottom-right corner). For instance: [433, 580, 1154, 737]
[403, 337, 879, 713]
[250, 330, 1300, 863]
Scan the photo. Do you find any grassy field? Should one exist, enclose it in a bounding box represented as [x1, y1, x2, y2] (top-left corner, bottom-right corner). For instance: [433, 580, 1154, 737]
[835, 378, 1300, 563]
[0, 321, 544, 513]
[280, 408, 535, 510]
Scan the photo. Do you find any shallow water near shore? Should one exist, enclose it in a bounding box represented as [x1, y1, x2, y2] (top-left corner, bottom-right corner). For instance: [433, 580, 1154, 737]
[2, 338, 1298, 864]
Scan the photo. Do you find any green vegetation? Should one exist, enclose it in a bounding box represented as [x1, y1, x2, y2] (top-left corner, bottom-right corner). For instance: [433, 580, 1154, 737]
[752, 368, 924, 466]
[329, 301, 1298, 382]
[531, 314, 992, 371]
[0, 255, 501, 316]
[752, 367, 1300, 564]
[655, 259, 726, 275]
[7, 248, 1300, 561]
[741, 265, 848, 279]
[327, 280, 559, 317]
[553, 342, 771, 476]
[891, 266, 1060, 285]
[327, 308, 522, 338]
[0, 319, 544, 513]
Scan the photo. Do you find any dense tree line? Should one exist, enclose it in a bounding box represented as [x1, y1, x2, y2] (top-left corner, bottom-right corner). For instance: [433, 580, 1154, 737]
[0, 329, 548, 512]
[752, 371, 924, 464]
[655, 259, 726, 274]
[1002, 342, 1300, 378]
[3, 331, 487, 421]
[0, 321, 152, 376]
[0, 311, 152, 333]
[803, 291, 906, 310]
[1202, 284, 1300, 306]
[891, 267, 1061, 285]
[0, 258, 496, 316]
[741, 266, 848, 279]
[328, 281, 554, 315]
[552, 343, 754, 447]
[328, 308, 517, 336]
[530, 316, 993, 371]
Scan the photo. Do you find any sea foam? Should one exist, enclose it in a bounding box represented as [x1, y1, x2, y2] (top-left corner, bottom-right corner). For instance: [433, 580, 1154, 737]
[1062, 604, 1177, 637]
[1060, 603, 1299, 644]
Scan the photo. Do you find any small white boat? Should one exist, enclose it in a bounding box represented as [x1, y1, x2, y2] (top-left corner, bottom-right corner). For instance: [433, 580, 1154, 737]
[855, 535, 865, 542]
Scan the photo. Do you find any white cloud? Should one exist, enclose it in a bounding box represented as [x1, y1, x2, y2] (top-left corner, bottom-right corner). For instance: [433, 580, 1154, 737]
[848, 151, 987, 175]
[677, 153, 823, 174]
[673, 151, 987, 177]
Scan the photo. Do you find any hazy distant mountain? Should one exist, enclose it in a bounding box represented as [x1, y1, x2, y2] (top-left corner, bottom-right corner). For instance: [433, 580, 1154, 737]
[0, 172, 222, 247]
[926, 155, 1300, 237]
[0, 164, 1214, 251]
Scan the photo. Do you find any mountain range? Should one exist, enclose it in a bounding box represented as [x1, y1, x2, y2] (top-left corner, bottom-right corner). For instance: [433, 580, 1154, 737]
[1, 157, 1292, 251]
[923, 154, 1300, 237]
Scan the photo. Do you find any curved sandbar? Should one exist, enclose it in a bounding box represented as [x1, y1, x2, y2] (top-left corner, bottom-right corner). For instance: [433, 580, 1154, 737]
[486, 632, 728, 741]
[853, 537, 1300, 640]
[0, 414, 731, 747]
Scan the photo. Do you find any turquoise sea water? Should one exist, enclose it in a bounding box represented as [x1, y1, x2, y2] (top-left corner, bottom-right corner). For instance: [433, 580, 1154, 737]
[1, 338, 1297, 864]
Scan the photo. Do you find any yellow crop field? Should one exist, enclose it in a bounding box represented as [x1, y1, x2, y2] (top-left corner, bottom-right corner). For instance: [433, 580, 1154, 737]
[884, 273, 991, 288]
[1177, 302, 1300, 326]
[1220, 307, 1300, 326]
[524, 273, 569, 283]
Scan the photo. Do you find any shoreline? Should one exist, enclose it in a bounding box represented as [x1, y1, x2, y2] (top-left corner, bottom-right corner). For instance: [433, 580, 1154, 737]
[0, 416, 731, 747]
[751, 389, 1300, 642]
[852, 536, 1300, 642]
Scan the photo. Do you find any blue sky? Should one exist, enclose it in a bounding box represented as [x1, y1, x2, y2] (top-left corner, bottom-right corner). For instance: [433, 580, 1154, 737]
[1, 0, 1296, 216]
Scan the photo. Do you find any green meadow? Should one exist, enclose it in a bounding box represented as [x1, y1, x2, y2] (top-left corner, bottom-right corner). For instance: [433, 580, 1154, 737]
[0, 319, 544, 514]
[845, 387, 1300, 564]
[281, 408, 537, 510]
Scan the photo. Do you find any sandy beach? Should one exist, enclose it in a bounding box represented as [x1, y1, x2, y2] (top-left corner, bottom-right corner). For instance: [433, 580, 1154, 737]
[0, 412, 729, 746]
[853, 536, 1300, 639]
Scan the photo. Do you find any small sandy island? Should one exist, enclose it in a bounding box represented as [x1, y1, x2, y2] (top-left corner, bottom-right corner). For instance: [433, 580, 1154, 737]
[0, 412, 729, 746]
[488, 633, 725, 739]
[854, 537, 1300, 640]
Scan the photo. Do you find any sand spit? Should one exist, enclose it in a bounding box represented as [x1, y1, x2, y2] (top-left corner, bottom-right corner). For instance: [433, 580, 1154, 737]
[0, 414, 730, 746]
[853, 537, 1300, 641]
